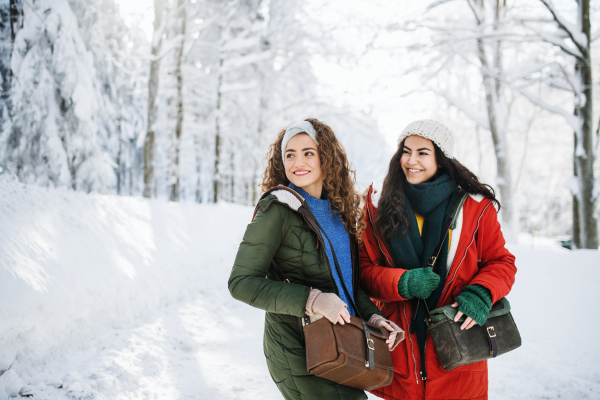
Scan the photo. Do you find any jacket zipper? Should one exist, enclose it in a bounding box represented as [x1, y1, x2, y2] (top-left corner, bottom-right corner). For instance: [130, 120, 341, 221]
[367, 190, 418, 382]
[443, 203, 491, 294]
[403, 302, 419, 385]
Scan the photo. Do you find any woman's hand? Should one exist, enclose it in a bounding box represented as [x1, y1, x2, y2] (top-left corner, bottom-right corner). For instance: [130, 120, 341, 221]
[368, 315, 404, 350]
[397, 267, 440, 299]
[337, 307, 351, 325]
[451, 302, 478, 330]
[306, 289, 349, 325]
[379, 320, 398, 350]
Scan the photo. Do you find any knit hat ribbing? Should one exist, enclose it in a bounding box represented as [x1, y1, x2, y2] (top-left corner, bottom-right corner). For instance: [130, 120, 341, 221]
[281, 120, 318, 161]
[397, 119, 454, 158]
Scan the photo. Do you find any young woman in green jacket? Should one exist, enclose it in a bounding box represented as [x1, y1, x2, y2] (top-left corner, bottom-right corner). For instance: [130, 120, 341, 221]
[228, 119, 403, 400]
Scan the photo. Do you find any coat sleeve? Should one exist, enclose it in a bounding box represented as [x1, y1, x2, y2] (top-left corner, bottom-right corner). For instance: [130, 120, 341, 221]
[228, 204, 311, 317]
[355, 284, 385, 319]
[468, 204, 517, 304]
[359, 225, 410, 303]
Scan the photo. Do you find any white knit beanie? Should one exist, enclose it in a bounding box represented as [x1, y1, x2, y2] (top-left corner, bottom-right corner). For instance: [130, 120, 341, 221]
[397, 119, 454, 158]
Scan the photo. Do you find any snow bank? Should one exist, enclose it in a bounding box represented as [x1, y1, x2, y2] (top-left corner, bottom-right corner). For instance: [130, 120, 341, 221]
[0, 175, 252, 394]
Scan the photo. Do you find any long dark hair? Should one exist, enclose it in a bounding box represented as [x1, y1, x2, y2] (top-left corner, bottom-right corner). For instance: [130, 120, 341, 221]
[375, 139, 500, 239]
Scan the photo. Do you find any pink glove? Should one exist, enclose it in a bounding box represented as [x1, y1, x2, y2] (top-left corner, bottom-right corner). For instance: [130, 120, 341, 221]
[306, 289, 348, 324]
[368, 314, 405, 351]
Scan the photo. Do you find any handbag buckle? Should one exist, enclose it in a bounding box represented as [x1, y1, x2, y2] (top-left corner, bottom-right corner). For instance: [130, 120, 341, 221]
[367, 339, 375, 351]
[428, 256, 437, 267]
[487, 326, 496, 338]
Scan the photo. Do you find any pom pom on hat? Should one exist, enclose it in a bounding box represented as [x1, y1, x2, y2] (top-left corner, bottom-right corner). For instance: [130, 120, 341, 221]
[397, 119, 454, 158]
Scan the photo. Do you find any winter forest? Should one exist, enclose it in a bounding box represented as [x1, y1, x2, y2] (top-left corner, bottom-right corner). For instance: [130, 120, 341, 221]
[1, 0, 600, 399]
[1, 0, 599, 247]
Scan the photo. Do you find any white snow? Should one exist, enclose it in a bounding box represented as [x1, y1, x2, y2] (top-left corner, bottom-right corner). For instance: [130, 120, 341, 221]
[1, 175, 599, 399]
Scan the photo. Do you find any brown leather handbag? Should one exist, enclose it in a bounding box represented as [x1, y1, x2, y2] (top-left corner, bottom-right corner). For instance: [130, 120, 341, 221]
[302, 315, 394, 390]
[270, 208, 394, 391]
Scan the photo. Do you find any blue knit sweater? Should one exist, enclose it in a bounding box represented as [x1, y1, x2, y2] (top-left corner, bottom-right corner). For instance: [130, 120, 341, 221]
[289, 184, 356, 316]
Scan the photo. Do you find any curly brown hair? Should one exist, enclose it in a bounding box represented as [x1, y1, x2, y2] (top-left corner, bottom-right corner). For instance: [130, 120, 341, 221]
[260, 118, 365, 242]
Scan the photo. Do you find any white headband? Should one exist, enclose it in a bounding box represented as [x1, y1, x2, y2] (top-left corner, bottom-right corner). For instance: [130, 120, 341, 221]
[281, 121, 318, 161]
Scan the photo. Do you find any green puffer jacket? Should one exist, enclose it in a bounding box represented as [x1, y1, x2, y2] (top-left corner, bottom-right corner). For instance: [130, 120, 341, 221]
[228, 187, 384, 400]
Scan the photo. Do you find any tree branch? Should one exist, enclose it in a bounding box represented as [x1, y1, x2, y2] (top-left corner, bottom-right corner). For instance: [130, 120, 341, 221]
[537, 30, 583, 60]
[516, 87, 581, 134]
[539, 0, 588, 57]
[433, 89, 491, 130]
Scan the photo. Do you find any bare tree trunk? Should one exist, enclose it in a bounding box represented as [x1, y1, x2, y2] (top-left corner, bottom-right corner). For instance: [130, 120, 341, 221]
[116, 97, 123, 195]
[195, 134, 203, 202]
[170, 0, 186, 202]
[572, 0, 598, 248]
[475, 0, 517, 241]
[9, 0, 21, 45]
[572, 146, 581, 247]
[212, 57, 224, 203]
[143, 0, 164, 199]
[2, 0, 22, 121]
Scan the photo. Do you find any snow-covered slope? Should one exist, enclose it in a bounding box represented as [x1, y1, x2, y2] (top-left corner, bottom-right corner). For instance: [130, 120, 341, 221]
[1, 175, 599, 399]
[0, 175, 266, 399]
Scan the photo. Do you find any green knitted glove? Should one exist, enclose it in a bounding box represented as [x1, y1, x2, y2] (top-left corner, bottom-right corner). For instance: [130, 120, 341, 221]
[455, 285, 493, 326]
[397, 267, 440, 299]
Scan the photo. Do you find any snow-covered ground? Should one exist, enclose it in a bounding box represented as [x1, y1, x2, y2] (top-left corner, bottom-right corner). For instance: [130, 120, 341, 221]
[1, 176, 599, 399]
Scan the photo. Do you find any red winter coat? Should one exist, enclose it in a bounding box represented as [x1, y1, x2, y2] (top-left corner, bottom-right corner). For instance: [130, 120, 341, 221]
[360, 185, 517, 400]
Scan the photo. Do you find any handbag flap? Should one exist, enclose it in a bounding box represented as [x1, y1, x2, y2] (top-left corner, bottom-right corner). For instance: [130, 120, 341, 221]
[345, 316, 389, 340]
[427, 297, 511, 325]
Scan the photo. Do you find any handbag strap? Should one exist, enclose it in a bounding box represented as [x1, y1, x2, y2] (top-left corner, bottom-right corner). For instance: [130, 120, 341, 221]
[313, 219, 382, 369]
[270, 259, 290, 283]
[416, 189, 467, 328]
[427, 188, 467, 273]
[312, 217, 363, 320]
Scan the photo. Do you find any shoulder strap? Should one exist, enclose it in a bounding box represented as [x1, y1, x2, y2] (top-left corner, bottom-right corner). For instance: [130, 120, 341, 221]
[428, 188, 467, 273]
[312, 218, 363, 320]
[257, 191, 362, 319]
[422, 189, 467, 321]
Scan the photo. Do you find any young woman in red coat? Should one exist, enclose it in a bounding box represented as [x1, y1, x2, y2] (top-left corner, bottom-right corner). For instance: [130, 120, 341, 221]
[359, 119, 517, 400]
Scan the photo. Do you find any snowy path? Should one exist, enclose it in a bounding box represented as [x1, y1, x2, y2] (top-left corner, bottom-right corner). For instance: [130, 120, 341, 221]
[16, 274, 282, 400]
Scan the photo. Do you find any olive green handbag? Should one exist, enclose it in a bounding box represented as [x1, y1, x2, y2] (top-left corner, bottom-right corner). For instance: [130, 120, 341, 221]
[422, 189, 522, 371]
[424, 298, 521, 370]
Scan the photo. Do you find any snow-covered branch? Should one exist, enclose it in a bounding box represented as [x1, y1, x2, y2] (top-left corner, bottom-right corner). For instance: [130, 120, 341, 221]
[425, 0, 459, 13]
[465, 0, 484, 25]
[537, 30, 582, 59]
[539, 0, 588, 57]
[433, 89, 491, 130]
[517, 87, 581, 134]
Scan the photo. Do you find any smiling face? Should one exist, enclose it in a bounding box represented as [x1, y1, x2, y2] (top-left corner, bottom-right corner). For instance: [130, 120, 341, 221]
[284, 133, 324, 198]
[400, 135, 439, 184]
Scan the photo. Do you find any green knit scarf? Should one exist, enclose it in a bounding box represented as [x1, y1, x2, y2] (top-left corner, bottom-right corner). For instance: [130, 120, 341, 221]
[386, 173, 458, 377]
